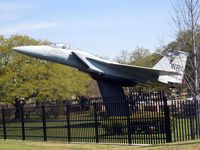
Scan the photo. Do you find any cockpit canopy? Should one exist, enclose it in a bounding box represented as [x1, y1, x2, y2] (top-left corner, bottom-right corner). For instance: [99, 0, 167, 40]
[50, 43, 80, 51]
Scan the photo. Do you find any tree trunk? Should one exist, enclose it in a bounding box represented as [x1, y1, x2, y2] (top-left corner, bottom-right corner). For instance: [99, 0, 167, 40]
[14, 100, 21, 119]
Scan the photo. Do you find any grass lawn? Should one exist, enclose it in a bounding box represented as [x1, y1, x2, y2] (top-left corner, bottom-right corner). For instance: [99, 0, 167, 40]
[1, 139, 200, 150]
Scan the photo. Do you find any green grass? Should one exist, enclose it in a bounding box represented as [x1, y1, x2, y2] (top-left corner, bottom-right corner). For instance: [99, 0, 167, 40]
[1, 139, 200, 150]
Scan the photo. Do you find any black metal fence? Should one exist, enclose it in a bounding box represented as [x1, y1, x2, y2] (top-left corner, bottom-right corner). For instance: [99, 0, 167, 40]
[0, 92, 200, 145]
[170, 100, 200, 142]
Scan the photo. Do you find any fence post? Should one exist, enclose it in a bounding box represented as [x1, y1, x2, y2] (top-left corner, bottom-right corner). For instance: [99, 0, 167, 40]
[189, 101, 195, 139]
[66, 104, 71, 142]
[2, 108, 6, 140]
[93, 102, 99, 143]
[163, 93, 172, 143]
[20, 106, 25, 140]
[42, 105, 47, 141]
[126, 100, 131, 145]
[195, 100, 200, 138]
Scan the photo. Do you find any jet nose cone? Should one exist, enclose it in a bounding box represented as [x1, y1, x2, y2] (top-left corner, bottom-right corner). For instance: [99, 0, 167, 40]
[12, 45, 40, 58]
[12, 46, 29, 53]
[12, 45, 50, 59]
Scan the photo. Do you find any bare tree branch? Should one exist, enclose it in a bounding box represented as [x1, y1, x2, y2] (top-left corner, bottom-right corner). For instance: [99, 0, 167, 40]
[171, 0, 200, 97]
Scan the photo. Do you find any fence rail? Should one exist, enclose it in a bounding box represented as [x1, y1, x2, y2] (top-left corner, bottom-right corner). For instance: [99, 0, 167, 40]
[0, 92, 200, 145]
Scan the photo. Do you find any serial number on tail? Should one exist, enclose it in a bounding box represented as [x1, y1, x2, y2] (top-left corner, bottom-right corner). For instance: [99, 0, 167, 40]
[171, 63, 184, 73]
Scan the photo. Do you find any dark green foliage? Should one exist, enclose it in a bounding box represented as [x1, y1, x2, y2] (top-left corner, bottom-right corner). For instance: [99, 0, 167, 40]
[103, 122, 124, 135]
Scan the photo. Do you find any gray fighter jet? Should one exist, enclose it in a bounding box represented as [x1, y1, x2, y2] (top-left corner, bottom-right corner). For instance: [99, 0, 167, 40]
[13, 43, 188, 115]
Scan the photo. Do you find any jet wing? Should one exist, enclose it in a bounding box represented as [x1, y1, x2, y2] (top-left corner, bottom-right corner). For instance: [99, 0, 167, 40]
[106, 62, 179, 76]
[87, 57, 180, 76]
[72, 51, 179, 83]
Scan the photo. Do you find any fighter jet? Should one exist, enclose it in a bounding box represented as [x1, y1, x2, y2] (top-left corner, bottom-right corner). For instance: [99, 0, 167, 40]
[13, 43, 188, 115]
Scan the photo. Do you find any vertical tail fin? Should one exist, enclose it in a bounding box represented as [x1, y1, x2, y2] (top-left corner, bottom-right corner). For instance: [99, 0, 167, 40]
[153, 51, 188, 84]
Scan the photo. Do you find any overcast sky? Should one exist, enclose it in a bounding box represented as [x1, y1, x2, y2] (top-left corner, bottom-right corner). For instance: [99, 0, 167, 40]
[0, 0, 175, 58]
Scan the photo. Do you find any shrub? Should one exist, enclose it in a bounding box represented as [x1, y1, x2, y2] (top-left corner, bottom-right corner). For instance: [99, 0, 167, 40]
[103, 122, 124, 135]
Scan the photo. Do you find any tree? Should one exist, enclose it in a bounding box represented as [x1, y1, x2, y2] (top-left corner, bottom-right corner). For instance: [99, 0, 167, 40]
[114, 50, 131, 64]
[115, 47, 161, 67]
[0, 35, 91, 118]
[129, 47, 161, 67]
[170, 0, 200, 99]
